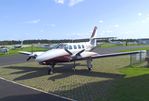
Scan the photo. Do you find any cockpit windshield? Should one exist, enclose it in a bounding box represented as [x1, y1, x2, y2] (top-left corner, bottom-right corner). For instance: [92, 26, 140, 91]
[54, 44, 68, 49]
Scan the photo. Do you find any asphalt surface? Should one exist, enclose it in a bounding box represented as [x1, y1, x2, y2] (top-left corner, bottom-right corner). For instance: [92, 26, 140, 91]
[0, 54, 29, 66]
[0, 78, 72, 101]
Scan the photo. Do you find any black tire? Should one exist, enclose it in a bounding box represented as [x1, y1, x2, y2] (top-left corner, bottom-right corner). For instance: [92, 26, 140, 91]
[88, 67, 91, 71]
[48, 68, 53, 75]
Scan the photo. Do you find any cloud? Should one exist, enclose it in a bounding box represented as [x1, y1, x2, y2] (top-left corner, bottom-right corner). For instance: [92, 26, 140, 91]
[54, 0, 84, 6]
[25, 19, 41, 24]
[99, 20, 103, 23]
[138, 12, 142, 16]
[141, 16, 149, 23]
[114, 24, 119, 28]
[54, 0, 64, 4]
[68, 0, 84, 7]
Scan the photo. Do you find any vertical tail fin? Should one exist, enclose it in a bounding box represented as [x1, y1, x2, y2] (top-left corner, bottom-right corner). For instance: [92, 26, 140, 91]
[89, 26, 97, 47]
[21, 40, 23, 46]
[90, 26, 97, 38]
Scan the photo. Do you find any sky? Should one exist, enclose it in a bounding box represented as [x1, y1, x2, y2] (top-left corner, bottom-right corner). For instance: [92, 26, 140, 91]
[0, 0, 149, 40]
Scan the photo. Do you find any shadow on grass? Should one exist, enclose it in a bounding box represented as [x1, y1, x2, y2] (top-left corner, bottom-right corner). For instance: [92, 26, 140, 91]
[52, 74, 149, 101]
[4, 63, 125, 81]
[4, 66, 48, 81]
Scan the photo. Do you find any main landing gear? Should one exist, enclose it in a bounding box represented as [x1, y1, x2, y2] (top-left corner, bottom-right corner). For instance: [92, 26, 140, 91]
[73, 58, 93, 72]
[73, 61, 76, 71]
[48, 63, 55, 75]
[47, 58, 93, 74]
[87, 57, 93, 71]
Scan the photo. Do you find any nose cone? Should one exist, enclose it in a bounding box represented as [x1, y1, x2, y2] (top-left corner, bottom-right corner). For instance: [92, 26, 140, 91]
[35, 49, 68, 63]
[35, 55, 44, 63]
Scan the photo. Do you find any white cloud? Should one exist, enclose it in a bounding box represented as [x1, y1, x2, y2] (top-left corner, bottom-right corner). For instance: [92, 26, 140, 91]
[138, 12, 142, 16]
[141, 17, 149, 23]
[68, 0, 84, 7]
[54, 0, 64, 4]
[114, 24, 119, 28]
[25, 19, 41, 24]
[54, 0, 84, 6]
[99, 20, 103, 23]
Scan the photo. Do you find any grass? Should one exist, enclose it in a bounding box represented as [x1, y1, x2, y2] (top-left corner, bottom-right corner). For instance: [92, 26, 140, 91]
[99, 43, 124, 48]
[0, 46, 48, 56]
[98, 43, 149, 50]
[120, 47, 149, 52]
[106, 63, 149, 101]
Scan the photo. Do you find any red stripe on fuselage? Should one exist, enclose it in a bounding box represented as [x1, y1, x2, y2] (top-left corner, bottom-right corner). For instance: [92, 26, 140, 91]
[39, 55, 71, 65]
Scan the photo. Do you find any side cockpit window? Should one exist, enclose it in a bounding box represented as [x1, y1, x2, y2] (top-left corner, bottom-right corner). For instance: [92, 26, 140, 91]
[78, 45, 81, 49]
[73, 45, 77, 49]
[82, 45, 85, 49]
[64, 45, 68, 49]
[68, 45, 72, 50]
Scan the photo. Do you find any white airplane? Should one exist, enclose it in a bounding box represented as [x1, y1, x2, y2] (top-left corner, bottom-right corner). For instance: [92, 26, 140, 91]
[14, 40, 23, 49]
[0, 47, 9, 54]
[108, 39, 123, 45]
[20, 26, 139, 74]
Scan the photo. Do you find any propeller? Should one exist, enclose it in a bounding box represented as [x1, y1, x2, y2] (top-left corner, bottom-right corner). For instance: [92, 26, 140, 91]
[75, 49, 85, 56]
[26, 56, 32, 61]
[26, 54, 37, 61]
[26, 44, 36, 61]
[64, 48, 73, 55]
[64, 48, 85, 59]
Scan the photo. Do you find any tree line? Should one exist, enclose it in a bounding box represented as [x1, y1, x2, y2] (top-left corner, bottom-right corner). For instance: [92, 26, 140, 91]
[0, 39, 137, 45]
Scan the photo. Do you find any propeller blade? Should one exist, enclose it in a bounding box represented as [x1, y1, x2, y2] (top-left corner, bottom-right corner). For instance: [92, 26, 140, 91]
[26, 56, 32, 61]
[64, 48, 72, 55]
[76, 49, 85, 56]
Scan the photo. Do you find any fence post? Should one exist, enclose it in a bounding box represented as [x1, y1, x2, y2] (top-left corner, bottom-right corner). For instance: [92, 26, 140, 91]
[139, 50, 142, 63]
[130, 54, 132, 66]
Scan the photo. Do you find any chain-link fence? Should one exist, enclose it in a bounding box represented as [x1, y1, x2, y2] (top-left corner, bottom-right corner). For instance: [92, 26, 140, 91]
[130, 50, 147, 65]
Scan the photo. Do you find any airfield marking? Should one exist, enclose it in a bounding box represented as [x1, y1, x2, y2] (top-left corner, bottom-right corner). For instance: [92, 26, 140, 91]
[0, 76, 76, 101]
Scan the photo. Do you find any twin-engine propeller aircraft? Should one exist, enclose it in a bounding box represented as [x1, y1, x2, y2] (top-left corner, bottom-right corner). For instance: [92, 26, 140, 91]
[20, 26, 139, 74]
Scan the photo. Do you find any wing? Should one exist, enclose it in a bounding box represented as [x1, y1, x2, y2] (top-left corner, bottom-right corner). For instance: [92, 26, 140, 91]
[19, 51, 44, 56]
[71, 51, 140, 61]
[91, 51, 140, 59]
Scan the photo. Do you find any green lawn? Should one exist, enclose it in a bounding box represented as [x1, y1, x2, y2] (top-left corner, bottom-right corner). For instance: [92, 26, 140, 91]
[106, 64, 149, 101]
[99, 43, 124, 48]
[120, 47, 149, 52]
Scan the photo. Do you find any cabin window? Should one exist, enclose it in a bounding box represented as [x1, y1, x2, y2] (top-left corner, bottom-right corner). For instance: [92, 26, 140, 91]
[73, 45, 77, 49]
[82, 45, 84, 49]
[78, 45, 81, 49]
[64, 45, 68, 49]
[68, 45, 72, 50]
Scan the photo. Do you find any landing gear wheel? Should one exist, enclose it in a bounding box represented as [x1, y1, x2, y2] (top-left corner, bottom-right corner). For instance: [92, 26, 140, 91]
[73, 61, 76, 71]
[48, 68, 53, 75]
[87, 57, 93, 71]
[88, 64, 92, 71]
[48, 64, 55, 75]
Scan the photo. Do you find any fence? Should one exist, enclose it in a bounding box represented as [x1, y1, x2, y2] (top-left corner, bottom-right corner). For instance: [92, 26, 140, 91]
[130, 50, 147, 65]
